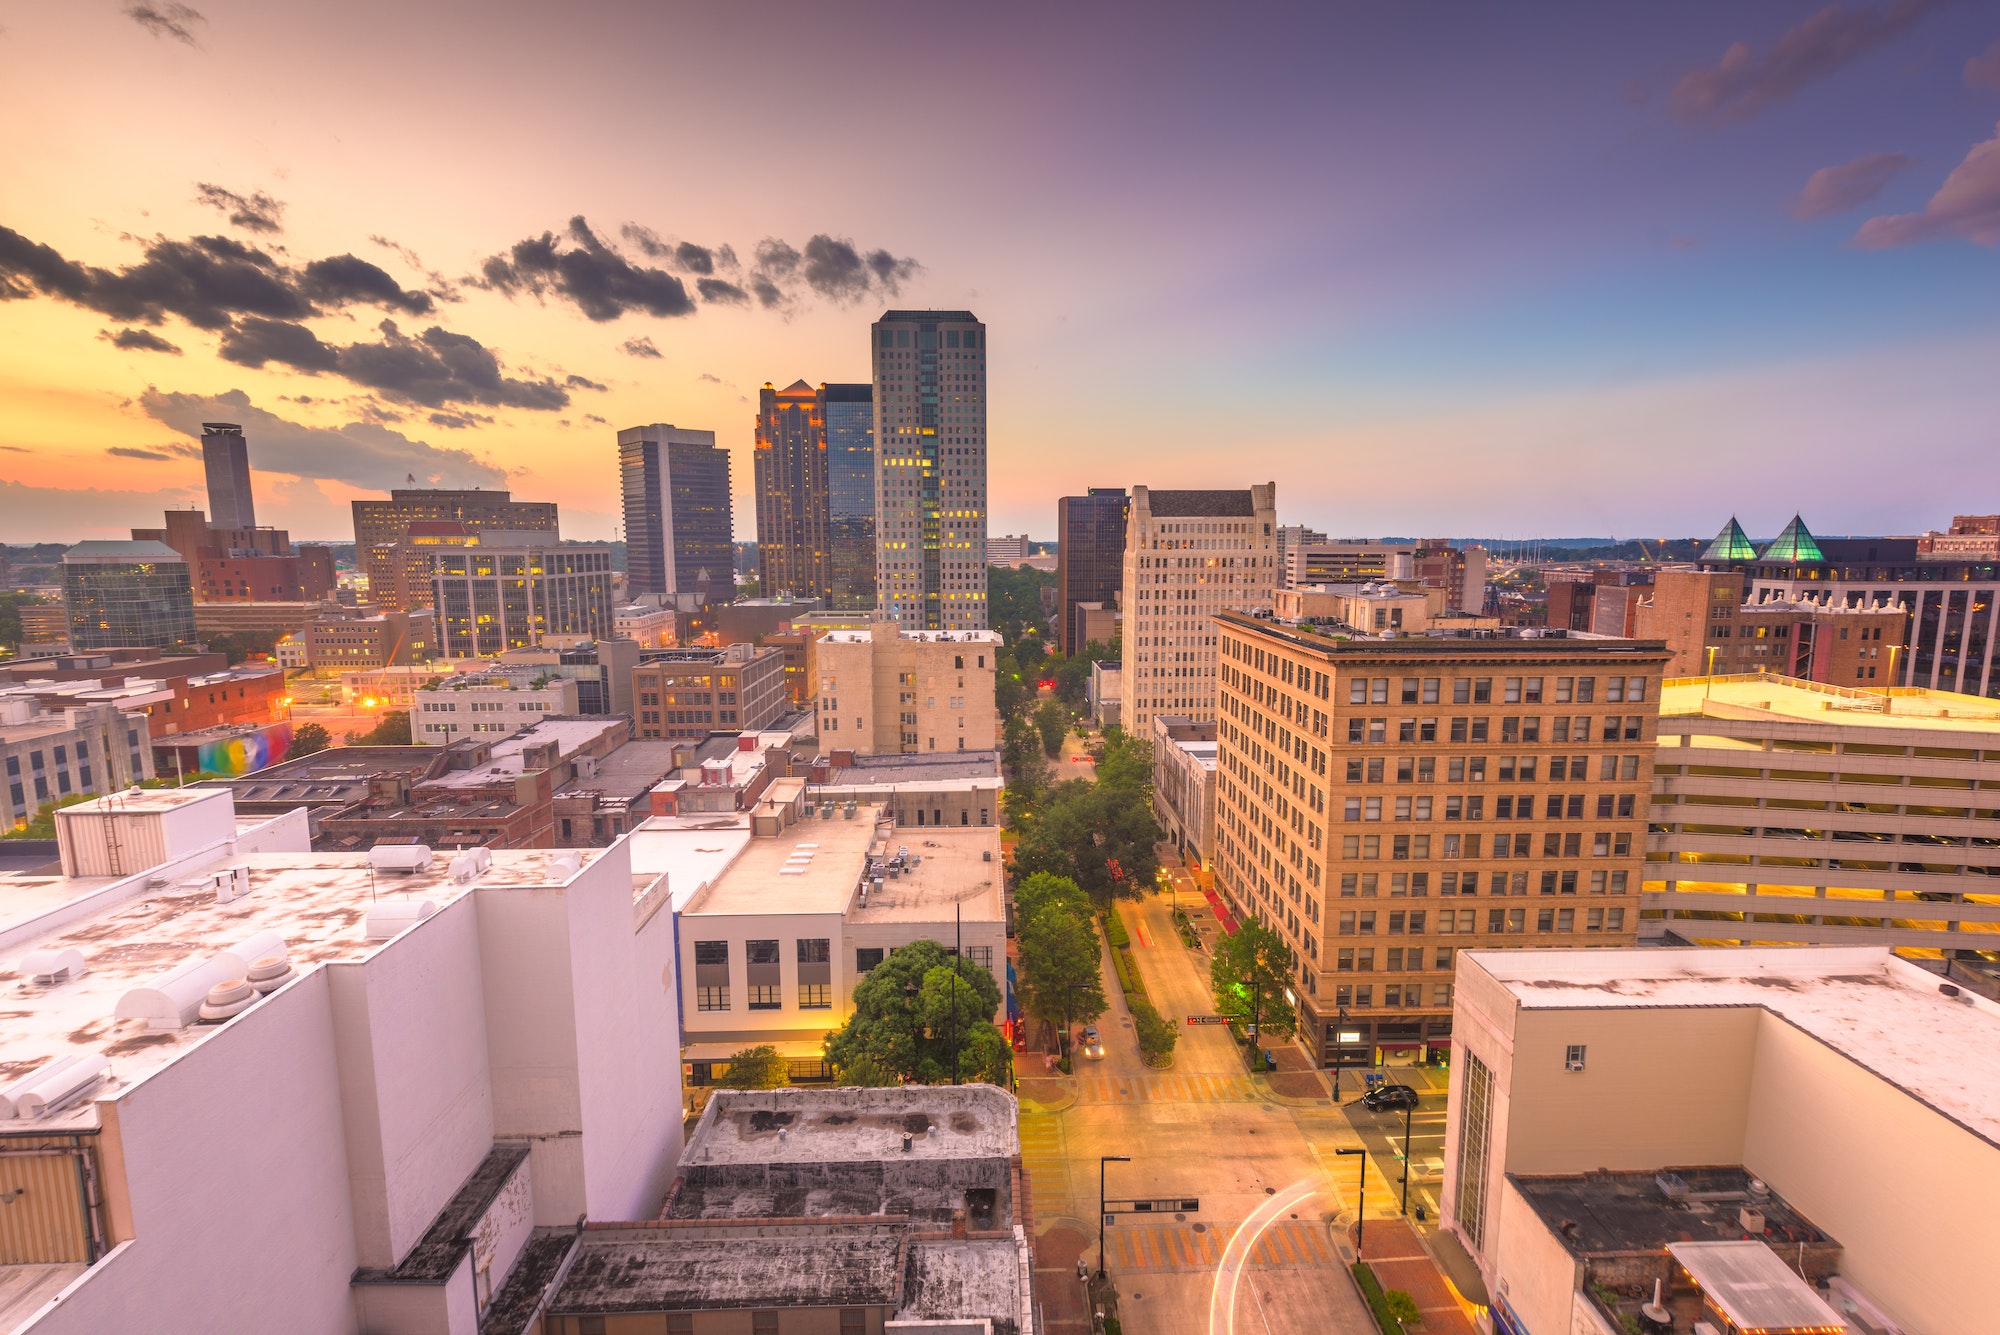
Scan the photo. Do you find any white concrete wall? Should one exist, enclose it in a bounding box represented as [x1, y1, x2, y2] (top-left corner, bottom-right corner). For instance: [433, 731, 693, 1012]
[679, 910, 848, 1041]
[327, 895, 496, 1268]
[1492, 1176, 1580, 1335]
[29, 970, 360, 1335]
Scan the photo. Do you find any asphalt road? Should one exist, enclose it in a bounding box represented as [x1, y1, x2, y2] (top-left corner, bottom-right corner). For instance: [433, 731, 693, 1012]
[1340, 1094, 1449, 1224]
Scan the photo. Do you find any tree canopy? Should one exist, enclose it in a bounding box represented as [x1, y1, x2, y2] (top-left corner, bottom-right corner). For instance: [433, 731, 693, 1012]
[290, 722, 332, 757]
[716, 1045, 790, 1089]
[823, 939, 1008, 1086]
[1210, 918, 1298, 1043]
[1013, 873, 1107, 1032]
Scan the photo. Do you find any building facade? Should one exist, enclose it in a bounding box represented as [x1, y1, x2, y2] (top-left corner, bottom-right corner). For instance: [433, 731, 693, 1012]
[62, 540, 197, 651]
[753, 380, 831, 602]
[351, 488, 560, 612]
[634, 645, 790, 741]
[1213, 612, 1667, 1066]
[200, 421, 256, 529]
[1153, 715, 1217, 866]
[823, 382, 876, 614]
[618, 424, 735, 605]
[302, 608, 437, 669]
[873, 310, 987, 630]
[431, 537, 616, 658]
[1634, 566, 1910, 681]
[413, 673, 582, 743]
[132, 507, 335, 605]
[1, 695, 154, 827]
[1119, 484, 1277, 737]
[1056, 488, 1129, 655]
[815, 620, 1000, 755]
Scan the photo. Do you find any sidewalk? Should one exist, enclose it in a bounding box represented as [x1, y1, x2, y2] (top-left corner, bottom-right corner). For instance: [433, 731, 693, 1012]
[1355, 1218, 1478, 1335]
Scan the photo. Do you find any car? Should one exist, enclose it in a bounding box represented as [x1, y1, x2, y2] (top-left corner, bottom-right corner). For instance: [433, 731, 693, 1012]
[1361, 1083, 1420, 1111]
[1080, 1025, 1105, 1059]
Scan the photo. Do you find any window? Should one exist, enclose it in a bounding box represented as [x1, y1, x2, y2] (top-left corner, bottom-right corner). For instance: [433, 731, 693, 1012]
[798, 939, 830, 964]
[754, 1313, 780, 1335]
[1565, 1044, 1587, 1071]
[857, 947, 885, 972]
[842, 1311, 867, 1335]
[799, 983, 831, 1008]
[1456, 1052, 1494, 1249]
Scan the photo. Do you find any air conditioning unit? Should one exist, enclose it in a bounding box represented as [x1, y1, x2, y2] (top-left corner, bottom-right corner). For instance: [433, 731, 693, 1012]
[1564, 1058, 1586, 1072]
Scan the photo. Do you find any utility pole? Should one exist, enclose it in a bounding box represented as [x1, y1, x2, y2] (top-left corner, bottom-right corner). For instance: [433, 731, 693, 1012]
[1098, 1155, 1130, 1281]
[1332, 1006, 1349, 1101]
[1337, 1147, 1367, 1259]
[952, 902, 962, 1086]
[1400, 1097, 1415, 1215]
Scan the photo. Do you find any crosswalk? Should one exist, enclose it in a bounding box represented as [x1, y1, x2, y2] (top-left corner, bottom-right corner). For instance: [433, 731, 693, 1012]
[1075, 1074, 1260, 1104]
[1103, 1220, 1336, 1272]
[1018, 1112, 1073, 1218]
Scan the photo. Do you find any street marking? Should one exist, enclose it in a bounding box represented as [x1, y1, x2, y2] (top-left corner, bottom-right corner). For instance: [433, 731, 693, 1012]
[1113, 1221, 1324, 1272]
[1077, 1075, 1259, 1103]
[1209, 1179, 1322, 1335]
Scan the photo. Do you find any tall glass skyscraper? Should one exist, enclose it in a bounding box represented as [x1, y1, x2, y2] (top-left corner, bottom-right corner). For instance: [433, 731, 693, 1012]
[62, 540, 198, 651]
[753, 381, 830, 602]
[823, 382, 875, 612]
[618, 424, 735, 606]
[872, 310, 986, 630]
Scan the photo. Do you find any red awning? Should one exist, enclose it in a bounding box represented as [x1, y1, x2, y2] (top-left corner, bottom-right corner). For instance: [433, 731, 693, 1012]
[1201, 885, 1239, 933]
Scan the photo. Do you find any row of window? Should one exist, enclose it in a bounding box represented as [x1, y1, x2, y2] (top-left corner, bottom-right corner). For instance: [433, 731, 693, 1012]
[1334, 983, 1453, 1010]
[1343, 792, 1640, 821]
[1340, 868, 1632, 897]
[1342, 832, 1634, 862]
[1346, 675, 1649, 706]
[1336, 904, 1626, 936]
[1347, 753, 1645, 784]
[1345, 715, 1647, 745]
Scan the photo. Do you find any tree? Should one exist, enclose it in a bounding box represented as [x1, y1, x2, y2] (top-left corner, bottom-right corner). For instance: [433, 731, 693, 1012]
[1015, 871, 1094, 926]
[1011, 778, 1162, 902]
[823, 940, 1008, 1086]
[1211, 919, 1298, 1044]
[1001, 716, 1052, 830]
[1033, 699, 1069, 756]
[290, 723, 332, 757]
[1015, 902, 1107, 1037]
[716, 1045, 790, 1089]
[345, 709, 412, 746]
[832, 1052, 897, 1087]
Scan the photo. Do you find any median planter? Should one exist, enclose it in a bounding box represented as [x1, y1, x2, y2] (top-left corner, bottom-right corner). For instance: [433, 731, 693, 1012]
[1351, 1262, 1422, 1334]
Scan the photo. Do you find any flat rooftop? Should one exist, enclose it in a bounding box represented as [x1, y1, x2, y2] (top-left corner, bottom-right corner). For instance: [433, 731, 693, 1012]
[1469, 946, 2000, 1149]
[849, 826, 1004, 926]
[551, 1223, 907, 1313]
[1661, 674, 2000, 734]
[0, 846, 605, 1131]
[811, 751, 1002, 787]
[1512, 1166, 1831, 1257]
[683, 1086, 1018, 1165]
[423, 718, 622, 788]
[624, 814, 756, 913]
[680, 810, 876, 917]
[555, 739, 681, 804]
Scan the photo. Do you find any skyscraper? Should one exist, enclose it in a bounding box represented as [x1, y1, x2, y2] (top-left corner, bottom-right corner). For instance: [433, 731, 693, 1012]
[351, 489, 560, 612]
[201, 422, 256, 530]
[872, 310, 987, 631]
[618, 424, 735, 606]
[1056, 488, 1129, 654]
[753, 381, 830, 602]
[823, 382, 876, 612]
[62, 540, 198, 651]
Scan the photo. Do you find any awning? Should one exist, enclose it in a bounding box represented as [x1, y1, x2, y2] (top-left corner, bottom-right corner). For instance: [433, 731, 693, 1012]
[1429, 1227, 1491, 1307]
[1200, 885, 1239, 933]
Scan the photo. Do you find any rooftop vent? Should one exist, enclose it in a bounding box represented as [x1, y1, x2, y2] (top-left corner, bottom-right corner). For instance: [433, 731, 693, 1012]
[197, 979, 257, 1024]
[0, 1055, 109, 1121]
[448, 847, 493, 884]
[368, 844, 433, 874]
[18, 947, 86, 985]
[364, 899, 437, 940]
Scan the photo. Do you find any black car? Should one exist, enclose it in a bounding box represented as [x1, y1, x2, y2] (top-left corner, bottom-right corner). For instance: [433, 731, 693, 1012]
[1361, 1083, 1420, 1111]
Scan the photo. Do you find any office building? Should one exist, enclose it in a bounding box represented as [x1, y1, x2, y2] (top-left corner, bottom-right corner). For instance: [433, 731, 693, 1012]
[412, 672, 582, 743]
[1056, 488, 1129, 654]
[1634, 566, 1909, 681]
[986, 533, 1031, 563]
[1275, 524, 1328, 574]
[804, 749, 1003, 829]
[1213, 612, 1667, 1066]
[431, 535, 616, 657]
[633, 645, 790, 740]
[1919, 512, 2000, 559]
[1285, 540, 1411, 590]
[1544, 567, 1654, 637]
[61, 540, 198, 652]
[1089, 658, 1122, 728]
[1643, 673, 2000, 955]
[0, 787, 683, 1334]
[1699, 512, 2000, 697]
[1119, 484, 1277, 736]
[1441, 946, 1996, 1335]
[15, 597, 69, 654]
[873, 310, 987, 631]
[200, 421, 256, 529]
[753, 380, 830, 602]
[618, 424, 734, 606]
[823, 382, 877, 612]
[362, 520, 486, 614]
[1, 694, 153, 827]
[1153, 715, 1217, 866]
[132, 507, 335, 606]
[815, 619, 1000, 755]
[494, 638, 640, 718]
[301, 607, 437, 669]
[351, 489, 560, 612]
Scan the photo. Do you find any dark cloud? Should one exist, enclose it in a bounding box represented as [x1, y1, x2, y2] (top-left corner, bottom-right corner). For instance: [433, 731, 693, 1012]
[673, 242, 715, 275]
[1673, 0, 1948, 125]
[564, 373, 607, 391]
[750, 276, 784, 309]
[799, 236, 872, 300]
[584, 413, 608, 425]
[107, 446, 180, 461]
[1792, 151, 1915, 218]
[1856, 122, 2000, 247]
[620, 336, 662, 358]
[477, 216, 695, 321]
[215, 316, 569, 411]
[195, 183, 285, 234]
[754, 239, 801, 278]
[218, 316, 340, 371]
[368, 236, 460, 302]
[698, 373, 722, 384]
[0, 446, 31, 454]
[427, 410, 494, 430]
[301, 254, 435, 315]
[126, 2, 203, 44]
[101, 326, 183, 354]
[1969, 39, 2000, 94]
[141, 388, 509, 489]
[697, 277, 748, 305]
[619, 224, 671, 259]
[867, 247, 919, 292]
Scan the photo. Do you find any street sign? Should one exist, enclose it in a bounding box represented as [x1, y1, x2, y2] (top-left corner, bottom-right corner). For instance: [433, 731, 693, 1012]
[1185, 1014, 1228, 1025]
[1105, 1198, 1199, 1214]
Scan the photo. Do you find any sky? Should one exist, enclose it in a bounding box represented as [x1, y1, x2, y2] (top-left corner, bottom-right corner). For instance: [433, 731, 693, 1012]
[2, 0, 1998, 547]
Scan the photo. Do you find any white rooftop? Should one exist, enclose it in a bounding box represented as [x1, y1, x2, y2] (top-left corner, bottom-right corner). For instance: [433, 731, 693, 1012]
[1470, 946, 2000, 1148]
[1667, 1240, 1847, 1332]
[421, 718, 621, 788]
[625, 814, 756, 913]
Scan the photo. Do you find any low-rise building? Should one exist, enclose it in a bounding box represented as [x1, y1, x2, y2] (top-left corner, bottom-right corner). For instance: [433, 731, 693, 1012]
[1152, 715, 1217, 866]
[634, 644, 791, 741]
[412, 672, 582, 744]
[0, 655, 287, 742]
[0, 694, 153, 828]
[1442, 946, 1996, 1335]
[1089, 658, 1122, 728]
[1071, 599, 1120, 653]
[153, 719, 296, 778]
[1645, 673, 2000, 955]
[61, 540, 197, 652]
[805, 749, 1003, 828]
[304, 607, 438, 669]
[0, 786, 684, 1335]
[814, 619, 1001, 756]
[432, 533, 617, 656]
[612, 600, 679, 649]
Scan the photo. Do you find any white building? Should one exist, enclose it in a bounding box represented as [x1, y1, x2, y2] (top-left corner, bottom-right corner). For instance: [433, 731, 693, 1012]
[412, 672, 582, 744]
[612, 601, 679, 649]
[1151, 714, 1217, 866]
[1119, 483, 1277, 736]
[1, 693, 154, 828]
[0, 785, 683, 1335]
[1089, 657, 1122, 728]
[1442, 946, 1998, 1335]
[815, 619, 1000, 756]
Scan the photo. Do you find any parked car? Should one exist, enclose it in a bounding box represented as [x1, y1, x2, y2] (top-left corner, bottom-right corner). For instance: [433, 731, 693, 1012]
[1080, 1025, 1105, 1059]
[1361, 1083, 1419, 1111]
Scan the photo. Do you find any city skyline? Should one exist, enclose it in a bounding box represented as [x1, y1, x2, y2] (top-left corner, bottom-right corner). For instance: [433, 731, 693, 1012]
[3, 3, 1998, 544]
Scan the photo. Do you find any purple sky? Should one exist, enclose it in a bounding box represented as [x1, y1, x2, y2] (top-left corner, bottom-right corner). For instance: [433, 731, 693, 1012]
[2, 0, 1997, 544]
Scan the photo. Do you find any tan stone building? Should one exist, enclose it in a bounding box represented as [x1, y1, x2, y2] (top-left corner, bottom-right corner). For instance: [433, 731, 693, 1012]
[1633, 567, 1906, 681]
[814, 619, 999, 756]
[1120, 484, 1277, 737]
[1645, 673, 2000, 955]
[633, 645, 790, 741]
[1213, 612, 1667, 1066]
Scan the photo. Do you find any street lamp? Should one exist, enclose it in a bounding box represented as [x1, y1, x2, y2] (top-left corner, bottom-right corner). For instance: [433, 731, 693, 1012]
[1331, 1007, 1350, 1101]
[1336, 1147, 1367, 1259]
[1400, 1096, 1416, 1216]
[1098, 1155, 1131, 1280]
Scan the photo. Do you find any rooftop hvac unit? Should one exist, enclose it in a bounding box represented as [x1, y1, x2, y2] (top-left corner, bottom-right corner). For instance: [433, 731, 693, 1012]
[364, 899, 438, 940]
[843, 802, 857, 818]
[116, 954, 245, 1030]
[1, 1056, 87, 1119]
[217, 930, 288, 980]
[18, 947, 86, 985]
[368, 844, 433, 873]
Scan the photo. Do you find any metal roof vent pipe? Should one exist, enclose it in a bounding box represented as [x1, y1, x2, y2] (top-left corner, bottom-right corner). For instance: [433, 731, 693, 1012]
[902, 1133, 913, 1153]
[246, 956, 294, 994]
[197, 979, 257, 1023]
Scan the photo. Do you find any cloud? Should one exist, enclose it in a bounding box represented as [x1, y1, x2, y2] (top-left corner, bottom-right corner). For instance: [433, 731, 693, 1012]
[673, 241, 715, 274]
[584, 413, 607, 425]
[620, 336, 662, 358]
[426, 409, 494, 430]
[107, 446, 179, 461]
[477, 216, 695, 321]
[564, 373, 607, 391]
[101, 326, 183, 354]
[368, 235, 460, 301]
[140, 388, 509, 490]
[0, 478, 203, 541]
[217, 315, 340, 371]
[1969, 39, 2000, 94]
[300, 254, 434, 315]
[750, 276, 784, 309]
[697, 277, 748, 305]
[195, 183, 284, 234]
[1672, 0, 1946, 125]
[126, 2, 203, 44]
[216, 317, 570, 411]
[698, 372, 722, 384]
[1792, 151, 1915, 218]
[1855, 122, 2000, 246]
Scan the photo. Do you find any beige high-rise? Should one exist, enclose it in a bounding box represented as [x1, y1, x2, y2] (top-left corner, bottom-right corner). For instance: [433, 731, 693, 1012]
[815, 619, 999, 756]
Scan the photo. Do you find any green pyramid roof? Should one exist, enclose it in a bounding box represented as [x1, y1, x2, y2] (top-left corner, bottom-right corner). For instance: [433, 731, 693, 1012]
[1757, 515, 1825, 563]
[1701, 517, 1758, 562]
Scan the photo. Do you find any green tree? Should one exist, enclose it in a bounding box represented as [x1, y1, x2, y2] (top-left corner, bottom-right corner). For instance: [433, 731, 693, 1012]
[987, 565, 1056, 641]
[832, 1052, 897, 1087]
[1211, 918, 1298, 1044]
[1001, 716, 1052, 829]
[344, 709, 412, 746]
[823, 940, 1007, 1086]
[4, 793, 92, 839]
[1015, 902, 1107, 1036]
[1094, 727, 1152, 792]
[1015, 871, 1094, 926]
[290, 722, 332, 757]
[1011, 779, 1162, 901]
[1033, 699, 1069, 756]
[1129, 996, 1179, 1063]
[716, 1045, 791, 1089]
